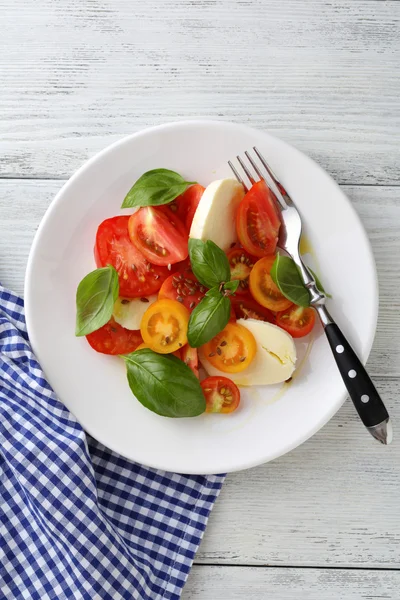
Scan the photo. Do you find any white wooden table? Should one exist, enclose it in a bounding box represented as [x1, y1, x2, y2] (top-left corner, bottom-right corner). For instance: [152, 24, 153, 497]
[1, 1, 400, 597]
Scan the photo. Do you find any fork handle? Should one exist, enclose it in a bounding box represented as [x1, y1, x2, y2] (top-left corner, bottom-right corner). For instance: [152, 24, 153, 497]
[323, 320, 389, 428]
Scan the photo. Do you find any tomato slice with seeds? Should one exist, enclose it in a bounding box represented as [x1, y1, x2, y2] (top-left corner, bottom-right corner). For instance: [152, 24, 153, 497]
[226, 248, 257, 295]
[158, 271, 206, 312]
[201, 376, 240, 414]
[86, 319, 142, 355]
[94, 216, 169, 298]
[231, 293, 274, 323]
[236, 180, 281, 257]
[128, 206, 188, 266]
[181, 345, 199, 378]
[276, 305, 316, 338]
[169, 184, 205, 231]
[140, 298, 190, 354]
[249, 256, 293, 312]
[202, 322, 257, 374]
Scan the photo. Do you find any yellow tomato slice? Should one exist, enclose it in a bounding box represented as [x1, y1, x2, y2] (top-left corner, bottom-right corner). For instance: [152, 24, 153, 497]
[201, 322, 257, 373]
[249, 256, 293, 311]
[140, 299, 189, 354]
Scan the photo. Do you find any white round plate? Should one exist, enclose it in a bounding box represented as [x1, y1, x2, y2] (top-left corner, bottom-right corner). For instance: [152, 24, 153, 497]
[25, 121, 378, 474]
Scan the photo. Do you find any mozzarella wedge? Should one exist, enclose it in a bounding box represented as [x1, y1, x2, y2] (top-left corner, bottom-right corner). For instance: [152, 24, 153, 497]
[189, 178, 245, 250]
[199, 318, 297, 386]
[113, 295, 157, 330]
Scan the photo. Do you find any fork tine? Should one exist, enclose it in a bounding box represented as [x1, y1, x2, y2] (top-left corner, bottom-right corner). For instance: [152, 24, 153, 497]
[228, 160, 248, 192]
[237, 155, 256, 185]
[243, 150, 285, 211]
[253, 146, 286, 195]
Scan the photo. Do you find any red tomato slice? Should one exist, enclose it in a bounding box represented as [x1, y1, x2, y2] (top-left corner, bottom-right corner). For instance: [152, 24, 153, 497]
[158, 271, 206, 312]
[231, 294, 275, 323]
[236, 180, 281, 257]
[226, 248, 257, 295]
[181, 345, 199, 378]
[275, 306, 316, 338]
[201, 376, 240, 414]
[128, 206, 188, 266]
[94, 216, 169, 298]
[86, 319, 142, 355]
[169, 184, 205, 231]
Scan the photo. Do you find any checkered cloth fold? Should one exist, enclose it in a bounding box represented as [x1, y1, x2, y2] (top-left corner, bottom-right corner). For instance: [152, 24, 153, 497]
[0, 285, 224, 599]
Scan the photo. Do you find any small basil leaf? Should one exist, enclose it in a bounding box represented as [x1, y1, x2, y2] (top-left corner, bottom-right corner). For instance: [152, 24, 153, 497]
[187, 287, 231, 348]
[309, 268, 332, 298]
[123, 349, 205, 418]
[75, 266, 119, 336]
[270, 254, 310, 307]
[188, 239, 231, 288]
[122, 168, 195, 208]
[223, 280, 239, 294]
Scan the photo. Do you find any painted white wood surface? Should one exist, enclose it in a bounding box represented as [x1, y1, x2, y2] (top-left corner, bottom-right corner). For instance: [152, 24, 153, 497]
[1, 0, 400, 596]
[183, 566, 400, 599]
[0, 0, 399, 184]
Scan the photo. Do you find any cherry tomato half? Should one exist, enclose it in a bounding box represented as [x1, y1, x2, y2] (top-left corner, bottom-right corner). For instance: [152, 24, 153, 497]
[169, 184, 205, 231]
[226, 248, 257, 295]
[201, 376, 240, 414]
[86, 319, 142, 355]
[201, 322, 257, 374]
[231, 293, 274, 323]
[181, 345, 199, 378]
[140, 298, 190, 354]
[128, 206, 188, 266]
[275, 305, 316, 338]
[95, 216, 169, 298]
[236, 180, 281, 257]
[249, 256, 293, 312]
[158, 271, 206, 312]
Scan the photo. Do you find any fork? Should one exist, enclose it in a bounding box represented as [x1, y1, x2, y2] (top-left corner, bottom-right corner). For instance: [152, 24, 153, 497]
[229, 147, 392, 445]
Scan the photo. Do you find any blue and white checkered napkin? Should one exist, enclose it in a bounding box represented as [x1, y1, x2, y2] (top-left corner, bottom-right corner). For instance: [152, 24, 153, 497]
[0, 284, 224, 600]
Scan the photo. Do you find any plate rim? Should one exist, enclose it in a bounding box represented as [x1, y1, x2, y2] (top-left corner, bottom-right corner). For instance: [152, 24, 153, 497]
[24, 119, 379, 473]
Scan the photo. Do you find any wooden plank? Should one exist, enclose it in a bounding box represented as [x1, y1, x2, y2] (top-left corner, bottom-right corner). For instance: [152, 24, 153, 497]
[183, 566, 400, 599]
[0, 181, 398, 376]
[0, 0, 399, 183]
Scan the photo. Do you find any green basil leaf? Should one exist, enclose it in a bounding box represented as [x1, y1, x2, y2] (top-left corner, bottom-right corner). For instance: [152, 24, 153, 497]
[309, 268, 332, 298]
[223, 280, 239, 294]
[187, 287, 231, 348]
[123, 349, 205, 418]
[75, 266, 119, 336]
[121, 168, 195, 208]
[188, 239, 231, 288]
[270, 254, 310, 308]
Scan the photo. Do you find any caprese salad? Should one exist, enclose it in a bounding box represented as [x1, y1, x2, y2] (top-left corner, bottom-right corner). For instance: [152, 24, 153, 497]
[75, 168, 323, 418]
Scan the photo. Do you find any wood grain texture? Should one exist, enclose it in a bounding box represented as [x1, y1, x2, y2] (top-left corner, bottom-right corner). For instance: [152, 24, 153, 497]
[182, 566, 400, 599]
[0, 0, 399, 183]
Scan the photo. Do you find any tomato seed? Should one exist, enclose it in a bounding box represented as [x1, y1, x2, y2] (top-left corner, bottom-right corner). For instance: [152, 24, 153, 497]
[179, 342, 183, 347]
[220, 341, 227, 346]
[146, 263, 151, 271]
[165, 336, 171, 343]
[139, 275, 145, 282]
[131, 264, 137, 271]
[167, 263, 172, 270]
[121, 299, 130, 305]
[216, 347, 222, 355]
[140, 297, 149, 303]
[189, 301, 195, 309]
[208, 352, 216, 357]
[177, 296, 183, 302]
[154, 274, 160, 280]
[240, 356, 246, 362]
[161, 249, 167, 256]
